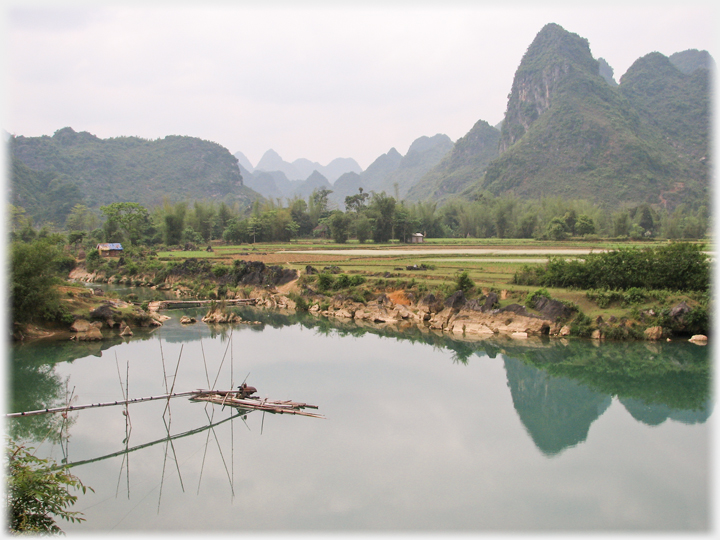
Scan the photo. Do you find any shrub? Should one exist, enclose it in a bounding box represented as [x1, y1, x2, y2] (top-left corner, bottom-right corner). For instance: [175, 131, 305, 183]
[525, 288, 550, 308]
[85, 248, 101, 272]
[317, 273, 334, 291]
[293, 295, 309, 311]
[623, 287, 646, 305]
[570, 311, 593, 337]
[6, 441, 93, 533]
[212, 264, 230, 278]
[454, 270, 474, 293]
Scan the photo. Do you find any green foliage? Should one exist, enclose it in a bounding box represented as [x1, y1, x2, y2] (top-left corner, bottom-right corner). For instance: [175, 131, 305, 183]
[316, 273, 334, 292]
[454, 270, 475, 293]
[525, 288, 550, 307]
[367, 192, 396, 243]
[212, 264, 230, 278]
[328, 212, 352, 243]
[289, 293, 309, 311]
[10, 129, 259, 223]
[316, 272, 365, 292]
[541, 243, 709, 292]
[6, 441, 93, 533]
[570, 311, 594, 337]
[100, 202, 150, 245]
[11, 239, 74, 324]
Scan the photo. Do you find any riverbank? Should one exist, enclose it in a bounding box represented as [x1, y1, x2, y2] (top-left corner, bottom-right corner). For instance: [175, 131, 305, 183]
[14, 258, 708, 346]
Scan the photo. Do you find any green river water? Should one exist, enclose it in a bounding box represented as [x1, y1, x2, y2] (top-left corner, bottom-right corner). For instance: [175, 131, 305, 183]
[6, 302, 712, 532]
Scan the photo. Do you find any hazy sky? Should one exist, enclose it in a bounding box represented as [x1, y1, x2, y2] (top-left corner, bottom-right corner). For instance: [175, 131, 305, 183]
[3, 0, 717, 170]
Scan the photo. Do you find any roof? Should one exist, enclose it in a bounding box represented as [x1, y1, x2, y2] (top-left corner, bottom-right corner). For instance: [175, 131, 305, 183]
[412, 232, 424, 237]
[97, 243, 123, 250]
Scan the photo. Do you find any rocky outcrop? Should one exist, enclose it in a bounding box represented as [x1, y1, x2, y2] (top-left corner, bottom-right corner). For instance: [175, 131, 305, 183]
[202, 309, 241, 324]
[532, 296, 574, 321]
[69, 318, 104, 341]
[303, 292, 558, 339]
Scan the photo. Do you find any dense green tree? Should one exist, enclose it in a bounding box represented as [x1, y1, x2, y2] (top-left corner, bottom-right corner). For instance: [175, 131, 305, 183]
[309, 188, 333, 226]
[65, 204, 99, 232]
[329, 211, 352, 243]
[222, 218, 250, 244]
[11, 238, 74, 324]
[100, 202, 150, 245]
[345, 188, 369, 214]
[367, 192, 396, 243]
[546, 217, 568, 240]
[613, 211, 631, 237]
[575, 214, 596, 236]
[247, 217, 262, 243]
[354, 215, 372, 243]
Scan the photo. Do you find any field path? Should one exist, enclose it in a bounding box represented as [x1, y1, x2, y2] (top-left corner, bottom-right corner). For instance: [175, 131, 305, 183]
[278, 247, 607, 257]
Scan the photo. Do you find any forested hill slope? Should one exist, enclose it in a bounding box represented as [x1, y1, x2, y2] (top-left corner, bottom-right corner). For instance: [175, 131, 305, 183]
[10, 127, 262, 225]
[405, 120, 500, 203]
[459, 23, 711, 210]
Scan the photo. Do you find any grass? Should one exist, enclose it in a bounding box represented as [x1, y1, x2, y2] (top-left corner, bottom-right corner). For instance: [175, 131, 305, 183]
[147, 239, 708, 329]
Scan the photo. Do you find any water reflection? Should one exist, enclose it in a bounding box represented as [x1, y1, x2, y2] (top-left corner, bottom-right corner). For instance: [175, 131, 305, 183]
[10, 306, 711, 460]
[6, 305, 711, 531]
[503, 356, 612, 456]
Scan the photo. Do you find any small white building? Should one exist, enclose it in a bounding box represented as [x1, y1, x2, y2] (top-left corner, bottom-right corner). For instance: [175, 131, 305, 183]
[409, 233, 424, 244]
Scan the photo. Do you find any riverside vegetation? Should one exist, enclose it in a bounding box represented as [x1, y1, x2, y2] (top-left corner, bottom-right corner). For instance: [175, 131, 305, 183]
[9, 208, 710, 344]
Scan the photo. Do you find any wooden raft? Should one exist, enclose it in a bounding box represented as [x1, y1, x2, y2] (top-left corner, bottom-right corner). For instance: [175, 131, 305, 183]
[190, 390, 325, 418]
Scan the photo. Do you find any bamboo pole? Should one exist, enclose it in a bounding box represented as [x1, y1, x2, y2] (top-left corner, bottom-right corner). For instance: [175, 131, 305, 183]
[7, 390, 324, 419]
[5, 391, 201, 418]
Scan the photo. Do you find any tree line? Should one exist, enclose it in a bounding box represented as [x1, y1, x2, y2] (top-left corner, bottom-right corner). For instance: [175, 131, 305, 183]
[8, 188, 710, 248]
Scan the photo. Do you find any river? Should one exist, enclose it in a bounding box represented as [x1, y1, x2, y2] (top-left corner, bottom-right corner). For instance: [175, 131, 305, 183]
[7, 304, 711, 532]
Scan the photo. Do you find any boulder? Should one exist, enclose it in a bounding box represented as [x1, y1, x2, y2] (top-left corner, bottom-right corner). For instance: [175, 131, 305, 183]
[558, 325, 571, 337]
[180, 316, 197, 324]
[533, 296, 573, 321]
[76, 327, 103, 341]
[120, 326, 133, 337]
[689, 334, 708, 345]
[89, 303, 120, 325]
[70, 319, 92, 333]
[497, 304, 535, 318]
[644, 326, 663, 341]
[444, 290, 466, 310]
[591, 329, 602, 340]
[419, 293, 443, 313]
[481, 292, 499, 312]
[669, 301, 691, 320]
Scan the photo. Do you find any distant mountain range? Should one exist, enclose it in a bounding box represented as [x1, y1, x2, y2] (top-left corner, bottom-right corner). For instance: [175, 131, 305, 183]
[9, 23, 712, 226]
[239, 25, 711, 211]
[240, 134, 454, 209]
[235, 149, 362, 183]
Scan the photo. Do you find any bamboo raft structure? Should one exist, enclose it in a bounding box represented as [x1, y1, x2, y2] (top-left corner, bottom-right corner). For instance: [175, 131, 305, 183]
[190, 390, 325, 418]
[151, 298, 257, 310]
[6, 389, 324, 419]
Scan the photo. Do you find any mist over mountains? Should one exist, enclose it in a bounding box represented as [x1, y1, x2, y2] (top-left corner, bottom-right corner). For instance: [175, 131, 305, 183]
[239, 133, 454, 209]
[235, 24, 712, 212]
[9, 23, 712, 226]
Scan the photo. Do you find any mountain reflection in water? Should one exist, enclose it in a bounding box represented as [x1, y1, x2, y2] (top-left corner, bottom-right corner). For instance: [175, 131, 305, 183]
[7, 306, 711, 531]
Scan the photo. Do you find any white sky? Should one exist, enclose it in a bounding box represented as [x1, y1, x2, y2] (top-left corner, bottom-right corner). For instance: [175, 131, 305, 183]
[2, 0, 718, 170]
